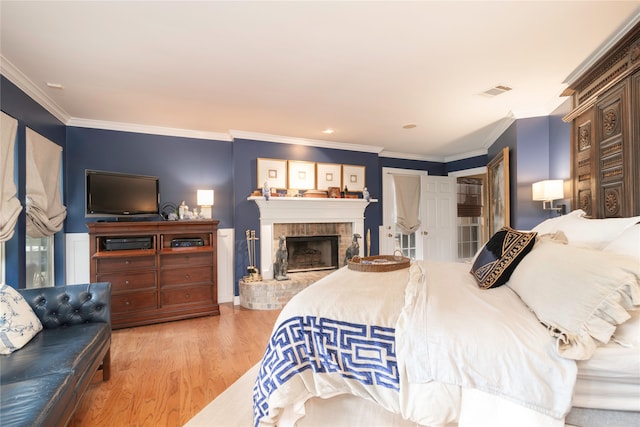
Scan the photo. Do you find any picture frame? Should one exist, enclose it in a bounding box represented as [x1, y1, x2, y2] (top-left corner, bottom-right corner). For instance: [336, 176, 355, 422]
[342, 164, 366, 192]
[257, 158, 287, 190]
[487, 147, 510, 236]
[316, 163, 342, 190]
[287, 160, 316, 190]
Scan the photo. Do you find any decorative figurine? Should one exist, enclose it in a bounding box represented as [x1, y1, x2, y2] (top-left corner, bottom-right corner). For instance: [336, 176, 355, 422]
[262, 182, 270, 200]
[273, 235, 289, 281]
[363, 187, 370, 202]
[344, 233, 361, 265]
[178, 200, 188, 219]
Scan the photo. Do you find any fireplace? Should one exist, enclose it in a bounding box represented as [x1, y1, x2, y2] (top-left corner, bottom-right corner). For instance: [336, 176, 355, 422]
[249, 196, 374, 280]
[286, 235, 339, 273]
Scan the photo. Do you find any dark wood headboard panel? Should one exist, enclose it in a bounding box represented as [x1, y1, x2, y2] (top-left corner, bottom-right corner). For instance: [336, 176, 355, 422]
[563, 21, 640, 218]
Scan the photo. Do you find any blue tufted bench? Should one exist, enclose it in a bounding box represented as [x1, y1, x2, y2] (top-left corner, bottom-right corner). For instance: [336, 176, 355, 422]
[0, 282, 111, 427]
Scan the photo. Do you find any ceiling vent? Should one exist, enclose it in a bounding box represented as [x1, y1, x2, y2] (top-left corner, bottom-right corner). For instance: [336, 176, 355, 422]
[482, 85, 512, 97]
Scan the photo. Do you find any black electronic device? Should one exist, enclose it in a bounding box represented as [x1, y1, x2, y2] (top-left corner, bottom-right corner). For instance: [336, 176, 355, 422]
[86, 169, 160, 218]
[171, 237, 204, 248]
[103, 236, 153, 251]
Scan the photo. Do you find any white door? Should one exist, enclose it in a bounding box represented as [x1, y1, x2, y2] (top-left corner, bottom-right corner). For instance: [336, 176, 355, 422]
[381, 168, 456, 261]
[422, 175, 457, 262]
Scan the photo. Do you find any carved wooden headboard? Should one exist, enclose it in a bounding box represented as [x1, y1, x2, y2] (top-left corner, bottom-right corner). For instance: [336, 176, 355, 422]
[562, 21, 640, 218]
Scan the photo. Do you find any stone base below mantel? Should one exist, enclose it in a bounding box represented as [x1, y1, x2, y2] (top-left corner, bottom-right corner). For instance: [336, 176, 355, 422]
[239, 270, 334, 310]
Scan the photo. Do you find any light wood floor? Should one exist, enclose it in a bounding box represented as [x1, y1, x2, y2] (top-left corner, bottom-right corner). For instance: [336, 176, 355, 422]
[71, 303, 281, 427]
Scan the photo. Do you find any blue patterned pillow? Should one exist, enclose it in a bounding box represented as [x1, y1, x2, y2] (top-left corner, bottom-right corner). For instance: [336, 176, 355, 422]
[0, 284, 43, 354]
[471, 227, 537, 289]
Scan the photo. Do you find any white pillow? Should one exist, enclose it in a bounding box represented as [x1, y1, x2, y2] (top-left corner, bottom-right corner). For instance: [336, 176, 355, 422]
[531, 209, 585, 235]
[0, 284, 43, 354]
[507, 240, 640, 360]
[558, 215, 640, 249]
[603, 224, 640, 263]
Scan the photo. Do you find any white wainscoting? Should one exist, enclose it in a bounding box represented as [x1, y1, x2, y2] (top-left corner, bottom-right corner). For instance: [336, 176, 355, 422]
[217, 228, 234, 303]
[64, 228, 235, 303]
[65, 233, 90, 285]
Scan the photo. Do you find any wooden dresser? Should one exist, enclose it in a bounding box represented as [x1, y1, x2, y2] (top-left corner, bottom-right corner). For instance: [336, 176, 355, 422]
[563, 21, 640, 218]
[87, 220, 219, 329]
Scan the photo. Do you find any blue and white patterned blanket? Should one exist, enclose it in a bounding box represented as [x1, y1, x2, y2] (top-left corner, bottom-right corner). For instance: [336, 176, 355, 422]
[253, 262, 575, 427]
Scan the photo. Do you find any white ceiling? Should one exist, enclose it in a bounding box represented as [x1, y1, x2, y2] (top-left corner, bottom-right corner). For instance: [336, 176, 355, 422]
[1, 1, 639, 161]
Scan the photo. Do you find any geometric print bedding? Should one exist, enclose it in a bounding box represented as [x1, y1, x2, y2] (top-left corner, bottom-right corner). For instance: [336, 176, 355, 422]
[253, 315, 398, 426]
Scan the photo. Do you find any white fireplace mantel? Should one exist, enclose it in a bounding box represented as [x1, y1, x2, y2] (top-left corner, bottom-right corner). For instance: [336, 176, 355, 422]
[248, 196, 376, 279]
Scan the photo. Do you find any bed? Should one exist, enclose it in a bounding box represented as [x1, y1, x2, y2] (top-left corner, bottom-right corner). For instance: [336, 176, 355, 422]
[252, 210, 640, 427]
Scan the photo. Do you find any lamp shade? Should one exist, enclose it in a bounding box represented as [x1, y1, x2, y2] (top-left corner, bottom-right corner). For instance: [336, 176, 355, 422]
[197, 189, 214, 206]
[532, 180, 563, 201]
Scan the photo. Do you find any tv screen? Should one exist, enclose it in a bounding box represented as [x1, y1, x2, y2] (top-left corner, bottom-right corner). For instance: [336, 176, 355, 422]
[86, 170, 160, 217]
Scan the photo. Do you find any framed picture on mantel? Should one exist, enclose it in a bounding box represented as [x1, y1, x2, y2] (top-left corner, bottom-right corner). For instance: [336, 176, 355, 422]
[342, 164, 365, 192]
[487, 147, 510, 236]
[257, 158, 287, 190]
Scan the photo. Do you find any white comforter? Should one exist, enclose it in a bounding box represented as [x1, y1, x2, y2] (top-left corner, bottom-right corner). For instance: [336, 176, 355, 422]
[253, 261, 577, 427]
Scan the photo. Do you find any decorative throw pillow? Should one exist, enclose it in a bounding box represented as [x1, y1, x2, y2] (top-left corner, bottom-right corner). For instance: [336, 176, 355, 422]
[0, 284, 43, 354]
[470, 227, 537, 289]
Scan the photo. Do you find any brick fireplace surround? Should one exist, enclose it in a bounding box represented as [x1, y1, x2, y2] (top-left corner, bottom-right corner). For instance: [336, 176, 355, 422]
[240, 196, 374, 309]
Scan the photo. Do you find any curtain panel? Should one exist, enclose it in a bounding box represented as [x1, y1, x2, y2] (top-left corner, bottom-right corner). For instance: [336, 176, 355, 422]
[392, 174, 421, 234]
[0, 112, 21, 242]
[25, 128, 67, 238]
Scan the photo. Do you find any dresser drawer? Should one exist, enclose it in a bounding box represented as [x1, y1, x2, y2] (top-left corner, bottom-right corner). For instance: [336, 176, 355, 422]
[97, 271, 156, 292]
[96, 255, 156, 273]
[160, 265, 212, 286]
[161, 284, 213, 307]
[111, 291, 157, 313]
[161, 252, 212, 268]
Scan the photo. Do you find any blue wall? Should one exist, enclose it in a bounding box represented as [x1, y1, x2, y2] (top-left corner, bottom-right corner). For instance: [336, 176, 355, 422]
[2, 75, 573, 291]
[66, 127, 234, 232]
[485, 99, 573, 231]
[1, 76, 66, 288]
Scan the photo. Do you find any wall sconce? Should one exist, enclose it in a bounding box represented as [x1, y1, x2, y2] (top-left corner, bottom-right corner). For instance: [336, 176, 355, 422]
[197, 189, 214, 219]
[532, 180, 565, 215]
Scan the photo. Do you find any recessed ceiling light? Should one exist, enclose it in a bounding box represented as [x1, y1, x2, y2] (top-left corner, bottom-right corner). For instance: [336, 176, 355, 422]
[322, 129, 334, 134]
[46, 82, 64, 89]
[402, 123, 417, 129]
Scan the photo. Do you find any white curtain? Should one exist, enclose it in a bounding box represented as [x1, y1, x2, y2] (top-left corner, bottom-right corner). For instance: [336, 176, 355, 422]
[393, 174, 421, 234]
[0, 112, 21, 242]
[25, 128, 67, 238]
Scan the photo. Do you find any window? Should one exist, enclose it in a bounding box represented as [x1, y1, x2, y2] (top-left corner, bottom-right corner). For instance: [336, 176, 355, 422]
[457, 177, 485, 260]
[26, 236, 54, 288]
[394, 229, 416, 260]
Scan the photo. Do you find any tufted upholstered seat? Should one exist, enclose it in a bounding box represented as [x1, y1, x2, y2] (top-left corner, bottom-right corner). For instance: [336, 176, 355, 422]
[0, 282, 111, 427]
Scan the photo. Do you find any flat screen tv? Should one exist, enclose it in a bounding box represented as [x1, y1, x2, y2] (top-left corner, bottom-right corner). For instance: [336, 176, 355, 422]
[86, 170, 160, 218]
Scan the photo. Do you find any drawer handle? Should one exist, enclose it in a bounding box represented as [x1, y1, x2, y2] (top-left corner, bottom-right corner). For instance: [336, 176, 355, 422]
[124, 300, 130, 305]
[125, 260, 131, 265]
[125, 280, 130, 286]
[184, 293, 191, 299]
[185, 274, 190, 279]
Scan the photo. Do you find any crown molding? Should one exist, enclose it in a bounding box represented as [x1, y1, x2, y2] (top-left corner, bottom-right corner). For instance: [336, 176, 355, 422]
[563, 8, 640, 86]
[444, 149, 488, 163]
[67, 118, 232, 141]
[229, 130, 384, 153]
[378, 150, 444, 162]
[1, 55, 70, 124]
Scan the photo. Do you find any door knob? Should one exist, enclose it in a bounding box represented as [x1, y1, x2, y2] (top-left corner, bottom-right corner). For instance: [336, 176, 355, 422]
[387, 233, 393, 238]
[422, 231, 429, 235]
